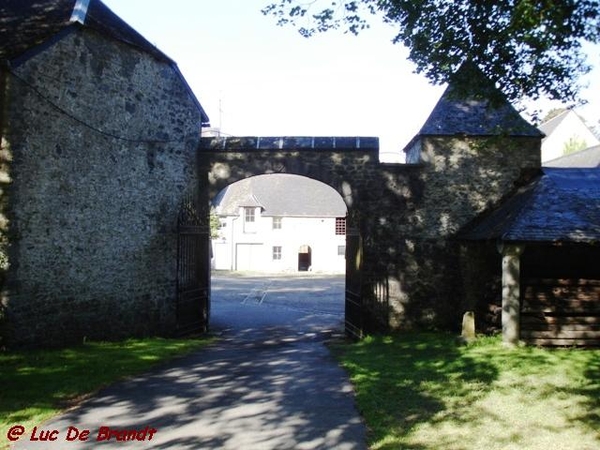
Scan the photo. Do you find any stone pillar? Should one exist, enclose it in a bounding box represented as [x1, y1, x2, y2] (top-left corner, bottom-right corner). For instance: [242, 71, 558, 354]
[499, 243, 524, 346]
[461, 311, 476, 342]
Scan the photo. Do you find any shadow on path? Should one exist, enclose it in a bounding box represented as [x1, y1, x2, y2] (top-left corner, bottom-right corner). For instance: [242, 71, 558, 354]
[16, 275, 366, 450]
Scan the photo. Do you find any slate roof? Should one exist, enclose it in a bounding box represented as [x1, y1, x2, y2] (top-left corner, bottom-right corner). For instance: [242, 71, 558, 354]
[538, 109, 570, 142]
[213, 174, 347, 218]
[460, 168, 600, 243]
[544, 145, 600, 168]
[0, 0, 165, 62]
[403, 63, 542, 153]
[0, 0, 209, 123]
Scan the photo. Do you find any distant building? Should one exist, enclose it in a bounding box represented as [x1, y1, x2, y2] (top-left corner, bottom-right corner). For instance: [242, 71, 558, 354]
[212, 174, 347, 273]
[544, 144, 600, 168]
[539, 109, 600, 162]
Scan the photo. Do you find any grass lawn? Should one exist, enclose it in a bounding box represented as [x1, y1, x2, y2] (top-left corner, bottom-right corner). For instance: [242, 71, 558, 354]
[0, 337, 213, 450]
[334, 333, 600, 450]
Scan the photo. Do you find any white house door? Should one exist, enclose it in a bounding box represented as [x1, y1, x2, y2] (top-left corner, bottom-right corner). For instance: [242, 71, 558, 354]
[236, 243, 262, 271]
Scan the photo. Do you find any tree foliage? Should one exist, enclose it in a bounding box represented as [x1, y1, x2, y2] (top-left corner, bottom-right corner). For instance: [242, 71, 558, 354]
[209, 207, 221, 239]
[563, 136, 588, 155]
[262, 0, 600, 105]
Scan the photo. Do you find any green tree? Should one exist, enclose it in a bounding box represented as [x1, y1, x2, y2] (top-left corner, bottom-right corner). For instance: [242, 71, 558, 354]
[209, 207, 221, 239]
[563, 136, 588, 155]
[263, 0, 600, 105]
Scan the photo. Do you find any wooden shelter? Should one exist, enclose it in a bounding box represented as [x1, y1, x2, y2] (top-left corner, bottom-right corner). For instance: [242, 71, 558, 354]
[461, 168, 600, 346]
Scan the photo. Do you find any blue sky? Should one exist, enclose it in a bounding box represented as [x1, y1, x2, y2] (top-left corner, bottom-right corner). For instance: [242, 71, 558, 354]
[102, 0, 599, 161]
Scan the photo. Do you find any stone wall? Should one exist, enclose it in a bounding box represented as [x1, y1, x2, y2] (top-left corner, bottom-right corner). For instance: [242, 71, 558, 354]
[1, 28, 203, 347]
[363, 135, 541, 331]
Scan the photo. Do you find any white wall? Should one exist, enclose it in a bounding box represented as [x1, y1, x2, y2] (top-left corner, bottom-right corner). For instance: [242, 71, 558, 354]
[212, 207, 346, 273]
[542, 112, 600, 162]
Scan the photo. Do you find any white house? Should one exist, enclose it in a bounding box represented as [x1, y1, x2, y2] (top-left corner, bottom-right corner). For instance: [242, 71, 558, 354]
[539, 109, 600, 162]
[211, 174, 347, 273]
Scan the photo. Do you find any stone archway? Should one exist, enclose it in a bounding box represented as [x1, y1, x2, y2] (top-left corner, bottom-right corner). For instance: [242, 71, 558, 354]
[199, 136, 380, 338]
[198, 131, 541, 341]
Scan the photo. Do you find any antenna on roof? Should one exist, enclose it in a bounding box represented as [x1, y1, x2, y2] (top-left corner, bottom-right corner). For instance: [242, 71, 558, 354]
[70, 0, 91, 24]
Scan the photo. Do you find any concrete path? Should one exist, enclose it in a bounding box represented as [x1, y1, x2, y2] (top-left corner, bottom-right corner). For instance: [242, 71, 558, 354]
[14, 274, 366, 449]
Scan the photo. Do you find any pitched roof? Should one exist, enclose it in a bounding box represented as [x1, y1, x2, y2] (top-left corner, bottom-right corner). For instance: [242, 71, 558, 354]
[459, 168, 600, 243]
[404, 63, 541, 152]
[544, 145, 600, 168]
[213, 174, 347, 218]
[538, 109, 570, 141]
[0, 0, 209, 123]
[0, 0, 167, 62]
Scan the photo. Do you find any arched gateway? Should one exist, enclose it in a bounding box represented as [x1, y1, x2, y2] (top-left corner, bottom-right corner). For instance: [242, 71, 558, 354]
[200, 125, 541, 340]
[198, 68, 543, 341]
[199, 136, 381, 338]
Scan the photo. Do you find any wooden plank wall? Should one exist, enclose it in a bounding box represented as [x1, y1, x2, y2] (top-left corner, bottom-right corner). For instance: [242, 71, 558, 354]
[521, 278, 600, 346]
[521, 244, 600, 347]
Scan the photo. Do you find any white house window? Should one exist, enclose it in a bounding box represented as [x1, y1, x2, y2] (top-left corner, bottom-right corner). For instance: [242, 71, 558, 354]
[338, 245, 346, 256]
[244, 208, 255, 223]
[273, 217, 282, 230]
[335, 217, 346, 235]
[272, 246, 282, 260]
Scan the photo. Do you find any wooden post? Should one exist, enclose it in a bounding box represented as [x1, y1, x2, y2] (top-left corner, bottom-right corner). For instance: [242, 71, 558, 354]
[499, 243, 524, 346]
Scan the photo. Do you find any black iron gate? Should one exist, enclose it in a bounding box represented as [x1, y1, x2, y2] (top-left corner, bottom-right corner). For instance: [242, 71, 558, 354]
[176, 200, 210, 335]
[345, 224, 364, 339]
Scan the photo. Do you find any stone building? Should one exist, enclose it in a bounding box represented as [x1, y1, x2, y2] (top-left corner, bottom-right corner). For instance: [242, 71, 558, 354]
[0, 0, 210, 347]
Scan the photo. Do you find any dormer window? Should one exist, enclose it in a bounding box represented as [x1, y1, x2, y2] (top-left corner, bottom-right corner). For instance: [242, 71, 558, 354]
[244, 208, 255, 223]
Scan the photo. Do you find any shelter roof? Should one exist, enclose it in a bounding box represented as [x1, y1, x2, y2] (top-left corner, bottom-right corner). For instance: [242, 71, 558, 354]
[460, 168, 600, 243]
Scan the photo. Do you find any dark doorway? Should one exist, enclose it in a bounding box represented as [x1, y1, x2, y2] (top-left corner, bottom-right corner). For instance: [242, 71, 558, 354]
[298, 245, 312, 271]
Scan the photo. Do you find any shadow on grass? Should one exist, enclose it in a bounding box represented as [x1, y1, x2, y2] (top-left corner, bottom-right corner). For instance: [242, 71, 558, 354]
[0, 338, 211, 433]
[333, 333, 499, 450]
[334, 333, 600, 450]
[572, 351, 600, 434]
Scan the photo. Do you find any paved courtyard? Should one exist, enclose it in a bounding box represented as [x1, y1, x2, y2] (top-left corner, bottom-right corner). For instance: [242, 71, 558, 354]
[210, 271, 346, 333]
